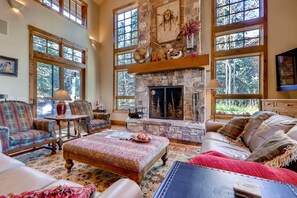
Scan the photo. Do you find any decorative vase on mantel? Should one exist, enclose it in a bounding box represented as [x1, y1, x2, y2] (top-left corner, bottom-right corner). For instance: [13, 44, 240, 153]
[186, 33, 196, 52]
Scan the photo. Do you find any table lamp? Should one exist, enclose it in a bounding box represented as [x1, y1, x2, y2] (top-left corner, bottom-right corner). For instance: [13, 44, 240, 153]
[52, 89, 71, 117]
[206, 79, 222, 121]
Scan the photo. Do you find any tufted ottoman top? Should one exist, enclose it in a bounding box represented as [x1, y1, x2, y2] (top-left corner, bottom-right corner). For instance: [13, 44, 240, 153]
[63, 130, 169, 172]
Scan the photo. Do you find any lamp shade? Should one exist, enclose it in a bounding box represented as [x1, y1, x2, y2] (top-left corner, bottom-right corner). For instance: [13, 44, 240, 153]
[52, 89, 71, 101]
[206, 79, 223, 90]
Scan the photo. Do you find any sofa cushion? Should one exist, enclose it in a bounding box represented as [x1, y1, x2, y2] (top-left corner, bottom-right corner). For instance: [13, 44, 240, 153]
[246, 131, 297, 168]
[90, 119, 109, 129]
[201, 139, 251, 160]
[189, 151, 297, 186]
[204, 132, 234, 144]
[9, 130, 51, 146]
[241, 111, 276, 146]
[217, 117, 250, 140]
[249, 115, 297, 151]
[0, 101, 34, 133]
[0, 153, 24, 174]
[0, 166, 56, 195]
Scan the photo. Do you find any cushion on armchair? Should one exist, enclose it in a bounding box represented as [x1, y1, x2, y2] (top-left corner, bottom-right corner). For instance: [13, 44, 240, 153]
[69, 100, 94, 118]
[9, 130, 51, 146]
[0, 101, 34, 133]
[189, 151, 297, 186]
[217, 117, 250, 140]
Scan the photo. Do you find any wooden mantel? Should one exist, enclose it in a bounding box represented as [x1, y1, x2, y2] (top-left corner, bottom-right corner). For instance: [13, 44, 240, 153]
[127, 54, 209, 74]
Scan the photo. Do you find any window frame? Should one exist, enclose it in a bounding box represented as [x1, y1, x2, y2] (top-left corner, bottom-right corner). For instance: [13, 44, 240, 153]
[113, 3, 139, 112]
[34, 0, 88, 28]
[211, 0, 267, 119]
[28, 25, 86, 117]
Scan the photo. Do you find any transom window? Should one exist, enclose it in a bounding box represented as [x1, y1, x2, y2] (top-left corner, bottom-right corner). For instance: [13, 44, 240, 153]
[63, 46, 83, 63]
[33, 35, 59, 56]
[211, 0, 266, 117]
[116, 51, 136, 66]
[63, 0, 82, 24]
[35, 0, 87, 27]
[113, 4, 138, 111]
[216, 28, 261, 51]
[216, 0, 261, 26]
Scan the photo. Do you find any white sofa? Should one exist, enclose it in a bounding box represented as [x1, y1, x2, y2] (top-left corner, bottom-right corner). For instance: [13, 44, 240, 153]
[0, 153, 143, 197]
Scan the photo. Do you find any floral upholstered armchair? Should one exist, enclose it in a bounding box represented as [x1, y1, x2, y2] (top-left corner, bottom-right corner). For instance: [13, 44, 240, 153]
[69, 100, 111, 134]
[0, 101, 57, 155]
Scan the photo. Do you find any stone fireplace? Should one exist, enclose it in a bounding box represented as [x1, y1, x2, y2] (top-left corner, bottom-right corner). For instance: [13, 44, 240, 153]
[149, 86, 183, 120]
[135, 69, 205, 122]
[126, 68, 206, 143]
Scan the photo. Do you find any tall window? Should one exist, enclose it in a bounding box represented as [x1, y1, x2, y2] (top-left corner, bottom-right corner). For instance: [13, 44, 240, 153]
[212, 0, 267, 117]
[113, 4, 138, 111]
[35, 0, 87, 27]
[29, 25, 86, 117]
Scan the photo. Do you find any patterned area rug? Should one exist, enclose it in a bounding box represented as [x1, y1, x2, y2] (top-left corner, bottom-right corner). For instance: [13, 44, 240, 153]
[15, 142, 200, 198]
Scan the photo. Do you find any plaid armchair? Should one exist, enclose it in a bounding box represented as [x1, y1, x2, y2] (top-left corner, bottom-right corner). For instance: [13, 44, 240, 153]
[69, 100, 111, 134]
[0, 101, 57, 155]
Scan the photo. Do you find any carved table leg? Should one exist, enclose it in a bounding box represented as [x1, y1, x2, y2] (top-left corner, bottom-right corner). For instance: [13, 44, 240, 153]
[51, 143, 57, 155]
[65, 159, 74, 173]
[161, 153, 168, 166]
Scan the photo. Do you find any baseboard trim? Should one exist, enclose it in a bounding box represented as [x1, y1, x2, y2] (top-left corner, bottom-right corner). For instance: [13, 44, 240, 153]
[111, 120, 126, 126]
[169, 138, 202, 146]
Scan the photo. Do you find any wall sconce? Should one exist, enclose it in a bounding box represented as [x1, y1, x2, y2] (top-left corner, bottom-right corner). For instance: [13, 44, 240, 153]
[7, 0, 25, 11]
[90, 38, 97, 46]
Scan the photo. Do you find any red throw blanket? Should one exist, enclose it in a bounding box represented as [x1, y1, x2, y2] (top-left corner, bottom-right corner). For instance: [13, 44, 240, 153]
[189, 151, 297, 186]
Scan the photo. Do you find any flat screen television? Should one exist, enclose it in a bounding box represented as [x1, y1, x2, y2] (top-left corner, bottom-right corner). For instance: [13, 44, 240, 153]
[276, 48, 297, 91]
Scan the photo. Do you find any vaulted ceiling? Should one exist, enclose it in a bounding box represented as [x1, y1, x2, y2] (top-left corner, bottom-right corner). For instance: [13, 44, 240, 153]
[93, 0, 105, 5]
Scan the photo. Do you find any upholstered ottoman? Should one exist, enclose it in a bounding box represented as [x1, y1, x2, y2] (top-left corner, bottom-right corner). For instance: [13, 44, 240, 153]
[63, 131, 169, 184]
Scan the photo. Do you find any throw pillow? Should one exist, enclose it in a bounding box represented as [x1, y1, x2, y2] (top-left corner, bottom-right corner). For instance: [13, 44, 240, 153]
[246, 131, 297, 168]
[189, 151, 297, 186]
[217, 117, 250, 140]
[287, 125, 297, 141]
[240, 111, 276, 146]
[6, 184, 96, 198]
[249, 114, 297, 151]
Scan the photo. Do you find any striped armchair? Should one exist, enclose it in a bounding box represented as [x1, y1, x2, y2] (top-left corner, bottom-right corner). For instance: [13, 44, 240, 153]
[69, 100, 111, 134]
[0, 101, 57, 155]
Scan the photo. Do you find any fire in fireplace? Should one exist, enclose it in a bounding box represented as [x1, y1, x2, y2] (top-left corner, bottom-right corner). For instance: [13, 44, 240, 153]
[149, 86, 183, 120]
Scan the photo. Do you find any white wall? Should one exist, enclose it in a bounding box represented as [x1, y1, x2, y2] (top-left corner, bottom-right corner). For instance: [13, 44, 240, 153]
[267, 0, 297, 99]
[0, 0, 100, 103]
[98, 0, 135, 121]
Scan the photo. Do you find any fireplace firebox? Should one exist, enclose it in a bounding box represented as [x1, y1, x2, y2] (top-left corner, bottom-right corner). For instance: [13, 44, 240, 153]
[149, 86, 183, 120]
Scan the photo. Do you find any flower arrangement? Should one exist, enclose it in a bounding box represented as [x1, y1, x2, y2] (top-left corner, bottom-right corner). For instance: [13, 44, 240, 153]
[181, 19, 201, 36]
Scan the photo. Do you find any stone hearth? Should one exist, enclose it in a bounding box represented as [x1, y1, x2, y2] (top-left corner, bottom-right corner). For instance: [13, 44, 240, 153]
[126, 118, 205, 143]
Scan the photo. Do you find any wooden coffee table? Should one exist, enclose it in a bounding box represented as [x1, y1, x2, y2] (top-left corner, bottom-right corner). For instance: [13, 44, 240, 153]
[63, 130, 169, 184]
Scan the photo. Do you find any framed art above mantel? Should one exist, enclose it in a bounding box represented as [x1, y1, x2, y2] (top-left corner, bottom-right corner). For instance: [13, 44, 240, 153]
[156, 0, 180, 44]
